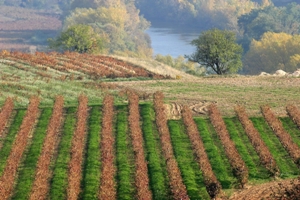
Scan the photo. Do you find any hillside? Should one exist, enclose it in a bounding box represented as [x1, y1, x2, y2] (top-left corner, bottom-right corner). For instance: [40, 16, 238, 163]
[1, 50, 300, 117]
[0, 51, 172, 107]
[0, 51, 300, 199]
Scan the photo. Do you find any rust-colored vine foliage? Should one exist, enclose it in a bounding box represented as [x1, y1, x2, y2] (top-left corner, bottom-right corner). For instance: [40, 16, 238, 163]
[128, 92, 152, 199]
[208, 104, 248, 188]
[261, 105, 300, 166]
[67, 95, 89, 200]
[153, 92, 189, 200]
[0, 96, 40, 199]
[235, 105, 279, 176]
[181, 105, 221, 198]
[286, 104, 300, 129]
[3, 51, 166, 80]
[30, 96, 64, 200]
[99, 95, 116, 199]
[0, 97, 14, 137]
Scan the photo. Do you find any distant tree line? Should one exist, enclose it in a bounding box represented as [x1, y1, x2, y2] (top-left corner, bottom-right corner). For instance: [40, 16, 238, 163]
[0, 0, 152, 56]
[2, 0, 300, 74]
[238, 2, 300, 74]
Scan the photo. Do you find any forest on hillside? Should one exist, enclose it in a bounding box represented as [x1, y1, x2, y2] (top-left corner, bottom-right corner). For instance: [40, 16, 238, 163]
[1, 0, 300, 74]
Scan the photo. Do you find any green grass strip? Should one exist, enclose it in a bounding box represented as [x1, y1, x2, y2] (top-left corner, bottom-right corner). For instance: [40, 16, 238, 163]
[49, 107, 77, 200]
[280, 117, 300, 147]
[251, 117, 300, 178]
[168, 120, 210, 200]
[81, 106, 102, 200]
[224, 118, 270, 181]
[12, 108, 52, 200]
[115, 105, 135, 200]
[0, 109, 26, 176]
[194, 118, 235, 189]
[140, 104, 170, 200]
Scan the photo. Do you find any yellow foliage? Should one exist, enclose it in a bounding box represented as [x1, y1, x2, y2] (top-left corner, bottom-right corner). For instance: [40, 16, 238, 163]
[244, 32, 300, 74]
[64, 6, 128, 30]
[96, 7, 128, 30]
[0, 50, 10, 57]
[290, 54, 300, 68]
[176, 75, 182, 79]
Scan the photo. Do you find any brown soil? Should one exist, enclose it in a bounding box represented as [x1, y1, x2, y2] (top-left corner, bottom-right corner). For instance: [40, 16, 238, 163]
[165, 100, 214, 119]
[229, 178, 298, 200]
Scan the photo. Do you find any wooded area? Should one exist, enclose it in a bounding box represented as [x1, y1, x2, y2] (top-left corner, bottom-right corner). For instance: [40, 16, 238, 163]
[1, 0, 300, 74]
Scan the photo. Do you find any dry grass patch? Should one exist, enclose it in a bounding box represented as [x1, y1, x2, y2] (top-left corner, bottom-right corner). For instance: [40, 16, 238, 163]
[114, 76, 300, 117]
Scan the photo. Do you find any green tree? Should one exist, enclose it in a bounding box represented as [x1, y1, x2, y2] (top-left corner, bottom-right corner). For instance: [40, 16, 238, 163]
[186, 28, 243, 75]
[48, 24, 103, 53]
[63, 5, 151, 56]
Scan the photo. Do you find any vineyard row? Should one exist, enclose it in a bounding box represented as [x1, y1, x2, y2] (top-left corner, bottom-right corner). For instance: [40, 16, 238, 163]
[0, 51, 166, 80]
[0, 95, 300, 199]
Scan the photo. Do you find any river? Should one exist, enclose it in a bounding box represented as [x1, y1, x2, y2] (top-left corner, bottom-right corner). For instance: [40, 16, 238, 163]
[145, 25, 202, 58]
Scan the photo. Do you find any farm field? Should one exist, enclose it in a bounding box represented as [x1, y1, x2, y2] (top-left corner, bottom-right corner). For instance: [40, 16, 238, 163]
[0, 93, 300, 199]
[116, 76, 300, 117]
[1, 51, 300, 117]
[0, 6, 61, 52]
[0, 51, 170, 107]
[0, 3, 300, 199]
[0, 50, 300, 199]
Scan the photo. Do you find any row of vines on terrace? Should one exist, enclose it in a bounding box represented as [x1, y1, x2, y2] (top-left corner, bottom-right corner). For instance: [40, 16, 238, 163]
[0, 93, 300, 199]
[0, 51, 167, 80]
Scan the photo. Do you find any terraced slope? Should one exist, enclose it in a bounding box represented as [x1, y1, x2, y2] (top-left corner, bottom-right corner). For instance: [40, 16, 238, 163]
[0, 51, 169, 107]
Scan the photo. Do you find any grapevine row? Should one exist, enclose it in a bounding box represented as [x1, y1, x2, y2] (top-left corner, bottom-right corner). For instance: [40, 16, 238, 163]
[0, 51, 166, 79]
[99, 95, 116, 199]
[286, 104, 300, 129]
[85, 54, 135, 75]
[0, 96, 40, 199]
[153, 92, 189, 200]
[60, 51, 162, 78]
[128, 92, 152, 199]
[66, 53, 123, 75]
[181, 105, 221, 199]
[0, 97, 14, 136]
[30, 96, 64, 200]
[208, 104, 248, 188]
[261, 105, 300, 166]
[67, 95, 89, 200]
[235, 105, 279, 176]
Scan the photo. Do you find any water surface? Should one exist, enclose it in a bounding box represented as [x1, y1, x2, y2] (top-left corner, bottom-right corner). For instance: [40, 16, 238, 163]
[146, 25, 201, 58]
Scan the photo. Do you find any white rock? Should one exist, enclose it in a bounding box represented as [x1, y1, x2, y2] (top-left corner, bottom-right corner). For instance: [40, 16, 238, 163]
[259, 72, 271, 76]
[274, 70, 287, 76]
[292, 69, 300, 77]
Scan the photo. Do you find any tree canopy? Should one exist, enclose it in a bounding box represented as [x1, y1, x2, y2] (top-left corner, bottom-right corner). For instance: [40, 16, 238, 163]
[238, 3, 300, 51]
[136, 0, 260, 31]
[186, 29, 243, 75]
[62, 2, 151, 56]
[48, 24, 103, 53]
[243, 32, 300, 74]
